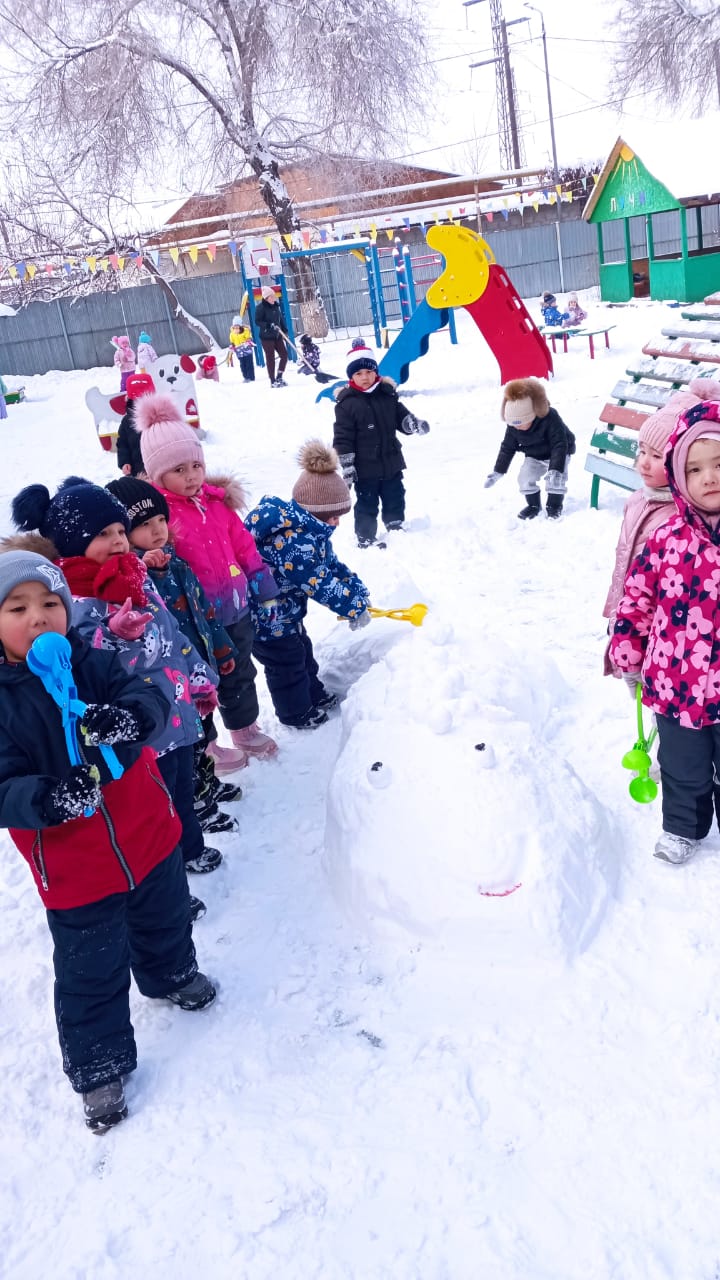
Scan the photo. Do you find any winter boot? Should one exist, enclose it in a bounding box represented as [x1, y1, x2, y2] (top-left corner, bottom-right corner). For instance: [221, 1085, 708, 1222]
[209, 776, 243, 804]
[82, 1080, 128, 1134]
[189, 894, 207, 923]
[230, 723, 278, 759]
[165, 972, 216, 1011]
[546, 493, 564, 519]
[284, 706, 329, 730]
[314, 690, 340, 713]
[184, 845, 223, 874]
[199, 809, 239, 835]
[206, 739, 248, 774]
[517, 492, 542, 520]
[654, 832, 700, 865]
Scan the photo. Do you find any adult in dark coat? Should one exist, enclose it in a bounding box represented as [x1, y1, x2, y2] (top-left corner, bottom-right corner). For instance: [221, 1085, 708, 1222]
[254, 286, 288, 386]
[332, 345, 429, 547]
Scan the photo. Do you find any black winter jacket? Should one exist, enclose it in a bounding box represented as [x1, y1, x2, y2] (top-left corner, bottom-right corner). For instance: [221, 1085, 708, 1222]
[116, 403, 145, 475]
[0, 629, 170, 831]
[333, 380, 414, 481]
[493, 408, 576, 475]
[254, 299, 286, 341]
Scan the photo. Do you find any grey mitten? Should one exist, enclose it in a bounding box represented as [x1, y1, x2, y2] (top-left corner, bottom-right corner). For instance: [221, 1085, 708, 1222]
[545, 469, 565, 491]
[81, 703, 142, 745]
[401, 413, 430, 436]
[622, 672, 642, 698]
[348, 609, 372, 631]
[338, 453, 358, 487]
[484, 472, 503, 488]
[45, 765, 102, 823]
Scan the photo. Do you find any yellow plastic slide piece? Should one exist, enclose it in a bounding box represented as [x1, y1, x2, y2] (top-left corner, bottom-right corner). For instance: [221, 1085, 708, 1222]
[425, 225, 495, 309]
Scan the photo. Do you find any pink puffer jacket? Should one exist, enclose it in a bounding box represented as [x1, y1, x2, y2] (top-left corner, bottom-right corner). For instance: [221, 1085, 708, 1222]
[160, 476, 276, 626]
[610, 406, 720, 729]
[603, 488, 675, 625]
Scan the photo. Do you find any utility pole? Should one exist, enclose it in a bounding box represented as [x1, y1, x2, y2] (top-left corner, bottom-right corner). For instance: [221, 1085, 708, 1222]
[523, 2, 565, 289]
[466, 0, 525, 171]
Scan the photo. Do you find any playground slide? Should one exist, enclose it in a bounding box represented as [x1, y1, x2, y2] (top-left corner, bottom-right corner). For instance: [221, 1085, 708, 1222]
[377, 300, 450, 387]
[465, 263, 553, 383]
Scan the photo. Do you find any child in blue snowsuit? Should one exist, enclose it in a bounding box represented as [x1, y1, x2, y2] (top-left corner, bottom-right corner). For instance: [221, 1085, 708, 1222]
[540, 292, 569, 327]
[245, 441, 370, 729]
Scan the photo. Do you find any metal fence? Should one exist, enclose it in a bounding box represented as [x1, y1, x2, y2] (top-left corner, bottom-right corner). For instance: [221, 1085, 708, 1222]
[0, 219, 606, 376]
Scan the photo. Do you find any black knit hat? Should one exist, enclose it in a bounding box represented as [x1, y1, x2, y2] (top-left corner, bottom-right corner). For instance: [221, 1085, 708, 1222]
[105, 477, 170, 531]
[11, 477, 130, 557]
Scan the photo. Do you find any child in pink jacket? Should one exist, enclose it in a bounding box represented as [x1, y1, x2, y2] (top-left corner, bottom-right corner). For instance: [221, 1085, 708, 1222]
[610, 398, 720, 866]
[112, 336, 136, 392]
[137, 393, 278, 769]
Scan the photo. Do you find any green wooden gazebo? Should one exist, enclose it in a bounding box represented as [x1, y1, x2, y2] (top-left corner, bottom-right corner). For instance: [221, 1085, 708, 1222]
[583, 137, 720, 304]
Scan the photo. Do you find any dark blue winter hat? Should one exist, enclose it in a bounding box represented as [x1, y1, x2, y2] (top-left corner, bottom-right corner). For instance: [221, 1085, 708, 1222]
[11, 476, 130, 557]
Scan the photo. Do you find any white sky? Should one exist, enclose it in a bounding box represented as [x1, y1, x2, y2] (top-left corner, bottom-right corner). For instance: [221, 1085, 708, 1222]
[395, 0, 691, 178]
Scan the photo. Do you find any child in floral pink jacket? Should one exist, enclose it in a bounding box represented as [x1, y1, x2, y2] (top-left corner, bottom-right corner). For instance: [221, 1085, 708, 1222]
[610, 399, 720, 865]
[137, 393, 278, 769]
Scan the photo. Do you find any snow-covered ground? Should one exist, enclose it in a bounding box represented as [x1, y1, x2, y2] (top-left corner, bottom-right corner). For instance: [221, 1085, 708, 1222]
[3, 300, 720, 1279]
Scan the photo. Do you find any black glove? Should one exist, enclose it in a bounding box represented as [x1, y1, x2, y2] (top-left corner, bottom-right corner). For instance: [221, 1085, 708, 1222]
[401, 413, 430, 436]
[338, 453, 357, 487]
[45, 765, 102, 823]
[80, 703, 142, 745]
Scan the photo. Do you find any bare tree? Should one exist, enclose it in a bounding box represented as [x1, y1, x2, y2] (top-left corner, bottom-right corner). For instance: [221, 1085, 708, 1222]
[614, 0, 720, 114]
[0, 0, 432, 335]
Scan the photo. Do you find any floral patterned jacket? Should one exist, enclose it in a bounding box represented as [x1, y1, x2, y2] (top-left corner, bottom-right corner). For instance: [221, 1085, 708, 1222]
[610, 417, 720, 728]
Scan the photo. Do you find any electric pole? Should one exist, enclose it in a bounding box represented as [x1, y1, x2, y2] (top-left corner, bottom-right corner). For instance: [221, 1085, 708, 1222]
[466, 0, 525, 171]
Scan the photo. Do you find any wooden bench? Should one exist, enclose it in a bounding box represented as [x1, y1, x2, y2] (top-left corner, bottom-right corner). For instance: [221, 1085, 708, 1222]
[642, 336, 720, 365]
[541, 324, 615, 359]
[585, 402, 647, 509]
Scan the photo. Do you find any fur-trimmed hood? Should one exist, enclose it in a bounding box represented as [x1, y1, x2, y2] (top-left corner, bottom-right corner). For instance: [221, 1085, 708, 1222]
[203, 474, 247, 512]
[0, 531, 61, 560]
[500, 378, 550, 421]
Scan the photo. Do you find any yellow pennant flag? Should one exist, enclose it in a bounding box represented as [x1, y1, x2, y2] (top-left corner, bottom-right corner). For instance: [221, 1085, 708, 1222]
[86, 256, 97, 273]
[555, 184, 562, 196]
[370, 221, 377, 239]
[99, 258, 108, 272]
[532, 201, 539, 213]
[117, 257, 125, 271]
[385, 228, 394, 240]
[264, 235, 274, 253]
[188, 246, 199, 264]
[446, 208, 455, 222]
[282, 234, 292, 249]
[169, 247, 180, 265]
[8, 265, 17, 279]
[567, 191, 573, 203]
[593, 173, 599, 184]
[549, 193, 557, 206]
[26, 263, 37, 279]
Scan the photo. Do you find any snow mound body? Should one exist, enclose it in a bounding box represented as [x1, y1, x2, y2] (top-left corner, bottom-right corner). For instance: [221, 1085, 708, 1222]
[323, 625, 620, 962]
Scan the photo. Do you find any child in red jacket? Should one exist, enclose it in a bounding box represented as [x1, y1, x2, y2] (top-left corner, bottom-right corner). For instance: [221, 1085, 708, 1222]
[0, 551, 216, 1133]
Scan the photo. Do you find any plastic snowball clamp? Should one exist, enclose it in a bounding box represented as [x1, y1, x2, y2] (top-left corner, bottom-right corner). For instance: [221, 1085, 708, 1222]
[621, 682, 658, 805]
[27, 632, 124, 817]
[368, 603, 428, 627]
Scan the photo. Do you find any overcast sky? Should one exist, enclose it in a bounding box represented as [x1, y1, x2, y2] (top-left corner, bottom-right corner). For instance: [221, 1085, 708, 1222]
[394, 0, 677, 177]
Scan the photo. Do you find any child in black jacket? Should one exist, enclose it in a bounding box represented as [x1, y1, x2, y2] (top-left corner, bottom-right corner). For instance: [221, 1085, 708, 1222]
[116, 372, 156, 476]
[484, 377, 575, 520]
[332, 344, 429, 548]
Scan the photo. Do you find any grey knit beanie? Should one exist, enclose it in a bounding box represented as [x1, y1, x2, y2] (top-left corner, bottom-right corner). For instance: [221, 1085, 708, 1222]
[0, 551, 73, 619]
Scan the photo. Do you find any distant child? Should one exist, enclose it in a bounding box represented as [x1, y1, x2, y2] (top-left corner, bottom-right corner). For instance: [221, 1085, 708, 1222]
[298, 333, 321, 376]
[484, 378, 575, 520]
[602, 386, 717, 651]
[540, 292, 568, 327]
[228, 316, 255, 382]
[0, 373, 7, 419]
[137, 331, 157, 371]
[136, 393, 279, 770]
[106, 476, 242, 831]
[564, 293, 587, 327]
[10, 478, 224, 899]
[610, 399, 720, 865]
[333, 344, 429, 548]
[197, 354, 220, 383]
[0, 550, 216, 1133]
[246, 442, 370, 728]
[112, 335, 136, 391]
[116, 371, 156, 476]
[254, 287, 288, 387]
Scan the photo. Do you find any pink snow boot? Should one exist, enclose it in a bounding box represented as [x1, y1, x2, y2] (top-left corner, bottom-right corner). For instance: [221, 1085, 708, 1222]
[206, 739, 248, 774]
[230, 723, 278, 759]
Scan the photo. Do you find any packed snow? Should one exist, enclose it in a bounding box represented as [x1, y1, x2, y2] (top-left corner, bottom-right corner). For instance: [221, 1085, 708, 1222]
[2, 299, 720, 1279]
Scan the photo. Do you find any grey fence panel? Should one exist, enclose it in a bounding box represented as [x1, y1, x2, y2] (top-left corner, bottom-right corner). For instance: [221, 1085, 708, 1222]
[174, 273, 245, 350]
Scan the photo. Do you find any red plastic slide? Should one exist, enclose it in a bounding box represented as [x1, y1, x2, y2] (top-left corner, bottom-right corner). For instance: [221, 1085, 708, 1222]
[464, 263, 553, 383]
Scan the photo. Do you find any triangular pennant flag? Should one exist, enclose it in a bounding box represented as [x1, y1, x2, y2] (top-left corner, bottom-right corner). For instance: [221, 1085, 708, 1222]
[228, 240, 238, 257]
[301, 229, 311, 248]
[593, 173, 599, 184]
[582, 177, 588, 191]
[109, 254, 120, 270]
[446, 208, 454, 222]
[86, 256, 97, 273]
[319, 228, 328, 243]
[264, 235, 273, 253]
[385, 228, 394, 240]
[486, 211, 494, 222]
[501, 209, 509, 221]
[549, 193, 557, 205]
[8, 265, 17, 279]
[62, 261, 73, 275]
[26, 263, 37, 279]
[206, 244, 217, 262]
[532, 201, 539, 213]
[17, 262, 26, 279]
[169, 247, 180, 265]
[403, 217, 411, 231]
[354, 224, 361, 238]
[98, 258, 108, 272]
[282, 234, 293, 249]
[567, 191, 573, 203]
[117, 257, 125, 271]
[555, 184, 562, 197]
[188, 246, 199, 264]
[148, 248, 160, 267]
[44, 263, 54, 275]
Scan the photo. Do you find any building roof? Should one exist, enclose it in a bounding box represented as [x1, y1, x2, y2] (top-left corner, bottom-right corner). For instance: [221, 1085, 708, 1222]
[584, 118, 720, 223]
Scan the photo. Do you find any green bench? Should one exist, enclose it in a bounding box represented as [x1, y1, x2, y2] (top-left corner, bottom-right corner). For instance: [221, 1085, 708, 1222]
[542, 324, 616, 359]
[585, 403, 646, 509]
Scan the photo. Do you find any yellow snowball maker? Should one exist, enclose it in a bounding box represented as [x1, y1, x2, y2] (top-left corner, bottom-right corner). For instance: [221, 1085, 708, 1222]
[425, 225, 495, 309]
